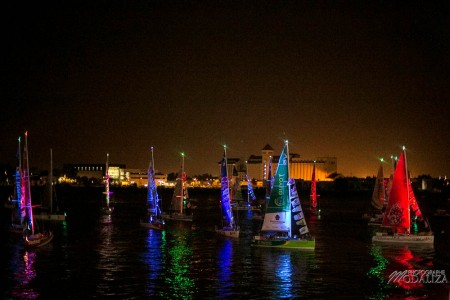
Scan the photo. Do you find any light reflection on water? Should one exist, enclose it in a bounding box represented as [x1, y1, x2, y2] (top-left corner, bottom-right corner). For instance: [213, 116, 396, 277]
[11, 250, 38, 299]
[217, 238, 233, 298]
[2, 191, 449, 299]
[368, 243, 440, 299]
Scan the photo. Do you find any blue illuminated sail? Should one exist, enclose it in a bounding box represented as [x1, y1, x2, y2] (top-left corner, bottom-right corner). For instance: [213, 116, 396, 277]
[220, 151, 233, 226]
[147, 159, 160, 217]
[246, 174, 256, 201]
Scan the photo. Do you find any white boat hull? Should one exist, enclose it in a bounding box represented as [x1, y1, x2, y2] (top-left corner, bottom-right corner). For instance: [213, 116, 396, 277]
[372, 232, 434, 245]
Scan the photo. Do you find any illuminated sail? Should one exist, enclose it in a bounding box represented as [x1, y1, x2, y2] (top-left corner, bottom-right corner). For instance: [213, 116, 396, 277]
[371, 164, 385, 211]
[220, 150, 234, 227]
[381, 150, 410, 232]
[22, 132, 34, 234]
[246, 174, 256, 202]
[147, 149, 160, 218]
[261, 143, 290, 233]
[290, 178, 310, 238]
[310, 163, 317, 209]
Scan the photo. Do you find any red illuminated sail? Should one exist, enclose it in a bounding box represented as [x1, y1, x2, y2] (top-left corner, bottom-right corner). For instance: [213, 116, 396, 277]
[381, 150, 410, 232]
[310, 163, 317, 209]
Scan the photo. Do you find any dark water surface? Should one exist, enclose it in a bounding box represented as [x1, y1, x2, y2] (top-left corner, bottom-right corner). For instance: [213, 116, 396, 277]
[1, 187, 449, 299]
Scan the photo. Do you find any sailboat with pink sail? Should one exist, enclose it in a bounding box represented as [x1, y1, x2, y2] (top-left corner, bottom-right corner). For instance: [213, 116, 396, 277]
[372, 147, 433, 245]
[22, 132, 54, 248]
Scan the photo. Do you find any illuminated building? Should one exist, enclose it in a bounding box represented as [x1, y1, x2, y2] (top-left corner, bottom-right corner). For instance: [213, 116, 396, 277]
[246, 144, 337, 182]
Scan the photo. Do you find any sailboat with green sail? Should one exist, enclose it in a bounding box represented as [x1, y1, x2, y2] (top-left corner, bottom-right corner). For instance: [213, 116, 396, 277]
[252, 140, 315, 250]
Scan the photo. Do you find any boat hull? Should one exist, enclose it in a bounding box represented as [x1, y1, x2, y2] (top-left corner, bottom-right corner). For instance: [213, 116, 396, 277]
[162, 213, 193, 222]
[25, 232, 54, 248]
[252, 236, 315, 250]
[140, 221, 165, 230]
[372, 233, 434, 245]
[216, 228, 240, 238]
[102, 207, 113, 215]
[34, 213, 66, 221]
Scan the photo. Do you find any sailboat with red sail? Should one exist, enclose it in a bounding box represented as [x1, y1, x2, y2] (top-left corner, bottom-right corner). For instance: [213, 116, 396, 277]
[309, 161, 320, 215]
[372, 147, 433, 245]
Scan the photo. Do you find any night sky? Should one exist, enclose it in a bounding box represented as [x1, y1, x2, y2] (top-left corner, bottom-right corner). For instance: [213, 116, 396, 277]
[3, 1, 450, 178]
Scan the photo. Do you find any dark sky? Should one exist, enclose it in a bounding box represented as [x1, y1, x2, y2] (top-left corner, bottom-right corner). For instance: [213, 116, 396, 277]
[2, 1, 450, 178]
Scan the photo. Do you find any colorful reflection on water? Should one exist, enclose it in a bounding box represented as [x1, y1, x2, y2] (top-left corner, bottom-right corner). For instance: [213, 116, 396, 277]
[143, 225, 195, 299]
[368, 244, 439, 299]
[217, 238, 232, 298]
[162, 229, 195, 299]
[143, 229, 165, 295]
[11, 250, 38, 299]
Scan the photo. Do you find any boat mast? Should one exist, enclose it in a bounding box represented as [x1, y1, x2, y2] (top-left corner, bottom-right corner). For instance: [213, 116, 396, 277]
[285, 140, 292, 238]
[246, 160, 249, 203]
[180, 152, 185, 215]
[50, 148, 53, 213]
[106, 153, 110, 208]
[24, 131, 34, 235]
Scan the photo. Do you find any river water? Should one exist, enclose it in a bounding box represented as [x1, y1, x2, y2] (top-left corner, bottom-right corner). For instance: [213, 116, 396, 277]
[1, 186, 449, 299]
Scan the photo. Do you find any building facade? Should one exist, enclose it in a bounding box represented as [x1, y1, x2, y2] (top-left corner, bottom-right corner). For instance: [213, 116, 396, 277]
[246, 144, 337, 182]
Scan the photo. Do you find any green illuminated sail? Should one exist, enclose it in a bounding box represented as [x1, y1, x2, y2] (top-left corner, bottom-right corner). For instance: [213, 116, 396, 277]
[261, 143, 291, 233]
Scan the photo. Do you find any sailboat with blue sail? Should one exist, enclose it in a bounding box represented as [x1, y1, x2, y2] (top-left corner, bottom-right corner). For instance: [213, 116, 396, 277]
[8, 136, 26, 233]
[252, 140, 315, 249]
[140, 147, 165, 230]
[216, 145, 239, 238]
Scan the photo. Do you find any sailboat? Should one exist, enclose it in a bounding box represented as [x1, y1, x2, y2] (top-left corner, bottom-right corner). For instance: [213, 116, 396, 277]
[364, 160, 386, 226]
[309, 161, 320, 215]
[253, 156, 273, 220]
[35, 149, 66, 221]
[372, 147, 434, 245]
[231, 166, 250, 211]
[140, 147, 165, 230]
[22, 131, 54, 248]
[252, 141, 315, 250]
[215, 145, 239, 238]
[162, 152, 192, 222]
[102, 153, 113, 215]
[9, 136, 26, 233]
[246, 173, 258, 209]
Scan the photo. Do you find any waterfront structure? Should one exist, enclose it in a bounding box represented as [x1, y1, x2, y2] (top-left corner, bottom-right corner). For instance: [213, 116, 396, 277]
[246, 144, 337, 182]
[63, 163, 126, 184]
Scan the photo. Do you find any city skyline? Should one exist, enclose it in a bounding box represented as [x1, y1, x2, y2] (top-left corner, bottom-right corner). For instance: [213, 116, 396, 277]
[3, 2, 449, 178]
